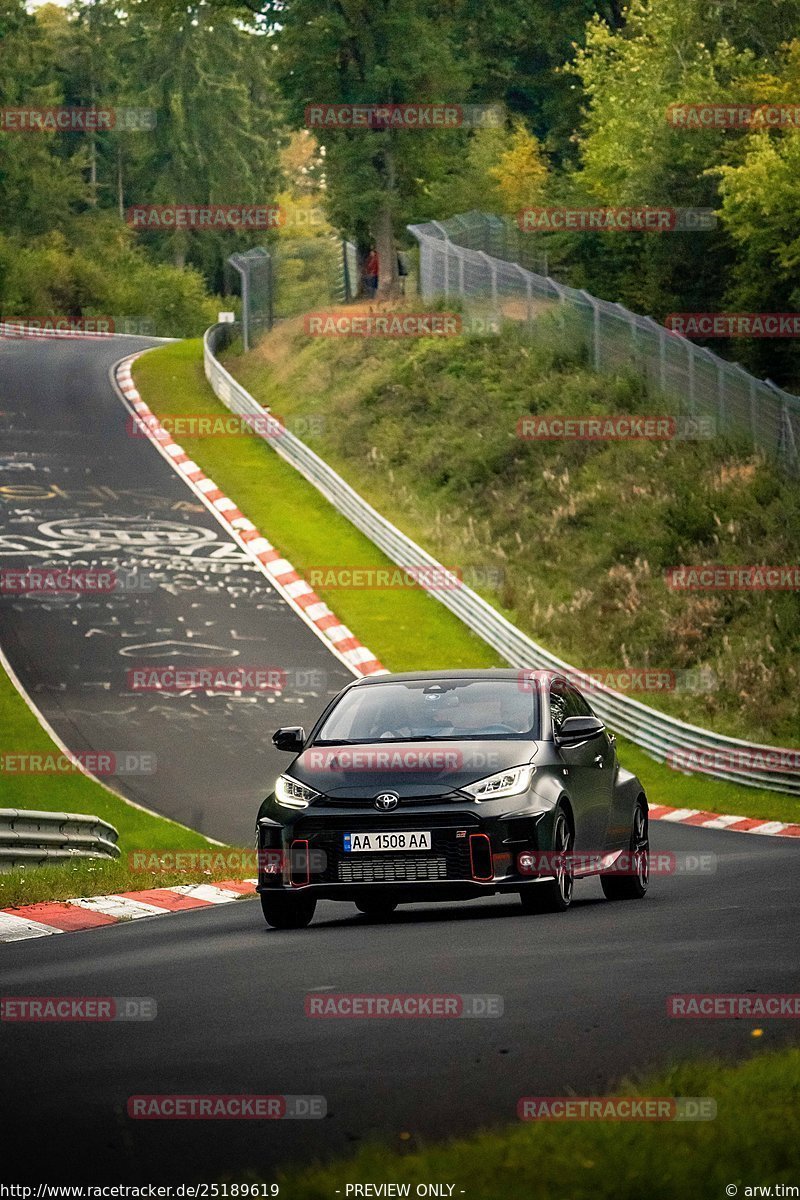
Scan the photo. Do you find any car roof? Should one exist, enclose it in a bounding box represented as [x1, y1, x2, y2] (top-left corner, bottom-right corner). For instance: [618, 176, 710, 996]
[349, 668, 552, 686]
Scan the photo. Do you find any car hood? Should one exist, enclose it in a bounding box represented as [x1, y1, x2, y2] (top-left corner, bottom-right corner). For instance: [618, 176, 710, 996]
[289, 739, 539, 799]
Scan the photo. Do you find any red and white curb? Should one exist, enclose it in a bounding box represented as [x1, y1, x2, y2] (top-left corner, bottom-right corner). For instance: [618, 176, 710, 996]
[114, 355, 385, 678]
[0, 880, 257, 943]
[648, 804, 800, 838]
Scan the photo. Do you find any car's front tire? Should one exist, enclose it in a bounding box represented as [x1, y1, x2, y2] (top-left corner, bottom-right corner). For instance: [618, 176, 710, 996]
[519, 805, 574, 914]
[601, 799, 649, 901]
[260, 891, 317, 929]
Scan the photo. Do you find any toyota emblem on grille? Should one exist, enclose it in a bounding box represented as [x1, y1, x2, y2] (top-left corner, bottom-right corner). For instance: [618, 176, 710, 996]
[374, 792, 400, 811]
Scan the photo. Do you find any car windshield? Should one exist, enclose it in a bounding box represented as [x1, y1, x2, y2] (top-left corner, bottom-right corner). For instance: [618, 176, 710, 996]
[314, 679, 538, 743]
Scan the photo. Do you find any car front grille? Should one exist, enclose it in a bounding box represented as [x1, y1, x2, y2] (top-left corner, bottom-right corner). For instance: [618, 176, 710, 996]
[293, 813, 479, 883]
[321, 794, 458, 808]
[337, 856, 448, 883]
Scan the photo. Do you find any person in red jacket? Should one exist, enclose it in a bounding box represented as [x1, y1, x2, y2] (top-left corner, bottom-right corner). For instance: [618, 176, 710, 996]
[362, 248, 378, 298]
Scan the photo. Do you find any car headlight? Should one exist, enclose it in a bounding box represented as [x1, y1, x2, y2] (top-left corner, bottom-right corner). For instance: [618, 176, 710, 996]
[463, 765, 536, 800]
[274, 774, 322, 809]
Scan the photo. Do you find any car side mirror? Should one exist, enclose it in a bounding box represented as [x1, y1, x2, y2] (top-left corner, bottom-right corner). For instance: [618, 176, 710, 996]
[555, 715, 605, 744]
[272, 726, 306, 753]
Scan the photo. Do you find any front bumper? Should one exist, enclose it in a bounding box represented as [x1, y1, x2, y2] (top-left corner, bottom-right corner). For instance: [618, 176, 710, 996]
[257, 805, 550, 900]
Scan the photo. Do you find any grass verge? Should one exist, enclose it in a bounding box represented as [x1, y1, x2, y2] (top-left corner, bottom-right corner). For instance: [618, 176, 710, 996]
[134, 340, 798, 823]
[0, 857, 255, 909]
[271, 1049, 800, 1200]
[0, 656, 253, 907]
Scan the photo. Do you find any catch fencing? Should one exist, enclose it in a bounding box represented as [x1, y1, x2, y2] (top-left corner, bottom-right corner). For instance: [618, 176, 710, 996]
[408, 211, 800, 475]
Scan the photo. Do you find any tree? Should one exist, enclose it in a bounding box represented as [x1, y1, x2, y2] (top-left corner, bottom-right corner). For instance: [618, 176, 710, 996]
[489, 121, 548, 211]
[0, 0, 87, 240]
[448, 0, 624, 162]
[268, 0, 472, 296]
[713, 39, 800, 378]
[120, 0, 283, 281]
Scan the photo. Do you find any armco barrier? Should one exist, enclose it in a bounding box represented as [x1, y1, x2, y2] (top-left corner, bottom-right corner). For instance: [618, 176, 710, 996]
[0, 808, 120, 871]
[203, 323, 800, 797]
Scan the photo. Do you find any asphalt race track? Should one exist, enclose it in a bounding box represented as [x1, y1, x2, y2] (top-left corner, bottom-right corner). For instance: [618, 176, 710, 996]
[0, 334, 353, 845]
[1, 335, 799, 1184]
[1, 822, 799, 1181]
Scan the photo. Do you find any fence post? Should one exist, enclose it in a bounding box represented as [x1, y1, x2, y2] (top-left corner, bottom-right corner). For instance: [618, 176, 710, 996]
[781, 399, 799, 474]
[341, 238, 350, 302]
[266, 252, 274, 331]
[511, 264, 533, 329]
[432, 220, 451, 298]
[765, 380, 799, 475]
[228, 255, 249, 353]
[628, 313, 639, 371]
[717, 361, 726, 430]
[414, 231, 432, 298]
[479, 252, 498, 307]
[579, 291, 601, 371]
[687, 342, 696, 415]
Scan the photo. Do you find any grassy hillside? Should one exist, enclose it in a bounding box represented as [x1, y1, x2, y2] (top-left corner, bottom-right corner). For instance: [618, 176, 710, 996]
[224, 310, 800, 747]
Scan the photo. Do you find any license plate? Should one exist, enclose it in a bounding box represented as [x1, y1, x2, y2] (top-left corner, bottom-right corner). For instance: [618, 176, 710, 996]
[343, 831, 432, 853]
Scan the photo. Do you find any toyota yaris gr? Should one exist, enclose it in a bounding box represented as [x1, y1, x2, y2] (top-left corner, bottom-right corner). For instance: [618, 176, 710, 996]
[256, 669, 650, 928]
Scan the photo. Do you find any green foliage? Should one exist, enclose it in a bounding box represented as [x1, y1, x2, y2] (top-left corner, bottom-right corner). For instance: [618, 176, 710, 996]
[272, 0, 473, 259]
[0, 0, 87, 235]
[0, 0, 284, 323]
[518, 0, 800, 385]
[0, 218, 218, 336]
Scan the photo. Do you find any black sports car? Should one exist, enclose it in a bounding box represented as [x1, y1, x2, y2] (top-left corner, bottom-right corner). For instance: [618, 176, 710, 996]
[256, 669, 650, 928]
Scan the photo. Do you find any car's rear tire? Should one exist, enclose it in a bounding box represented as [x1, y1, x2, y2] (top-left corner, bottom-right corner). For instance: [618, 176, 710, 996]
[519, 806, 573, 914]
[260, 891, 317, 929]
[601, 799, 649, 901]
[355, 898, 398, 919]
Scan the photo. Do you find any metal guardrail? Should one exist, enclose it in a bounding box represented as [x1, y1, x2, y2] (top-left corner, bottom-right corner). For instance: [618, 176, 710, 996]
[0, 808, 120, 872]
[203, 324, 800, 796]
